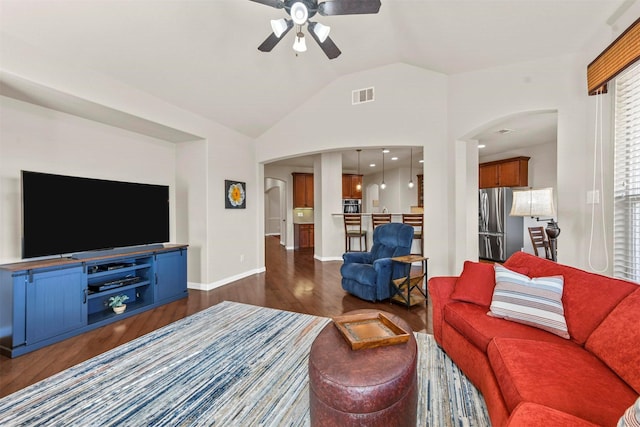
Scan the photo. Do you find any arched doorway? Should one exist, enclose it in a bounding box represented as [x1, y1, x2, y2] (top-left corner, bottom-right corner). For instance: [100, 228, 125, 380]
[265, 178, 287, 246]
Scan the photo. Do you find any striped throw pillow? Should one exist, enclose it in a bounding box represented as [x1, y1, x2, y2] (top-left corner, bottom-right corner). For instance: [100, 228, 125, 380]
[619, 396, 640, 427]
[489, 265, 570, 339]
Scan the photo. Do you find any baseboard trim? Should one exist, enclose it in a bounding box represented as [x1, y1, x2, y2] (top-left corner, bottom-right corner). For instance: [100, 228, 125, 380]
[314, 255, 343, 262]
[188, 267, 266, 291]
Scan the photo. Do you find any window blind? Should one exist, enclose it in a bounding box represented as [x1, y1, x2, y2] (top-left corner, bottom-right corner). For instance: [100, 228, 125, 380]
[614, 61, 640, 282]
[588, 18, 640, 95]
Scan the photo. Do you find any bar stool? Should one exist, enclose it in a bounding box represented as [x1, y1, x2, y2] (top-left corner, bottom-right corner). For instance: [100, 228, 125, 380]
[344, 214, 367, 252]
[371, 213, 392, 229]
[402, 213, 423, 255]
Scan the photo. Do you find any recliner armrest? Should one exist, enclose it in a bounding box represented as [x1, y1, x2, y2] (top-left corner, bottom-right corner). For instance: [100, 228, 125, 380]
[343, 251, 373, 264]
[372, 257, 392, 270]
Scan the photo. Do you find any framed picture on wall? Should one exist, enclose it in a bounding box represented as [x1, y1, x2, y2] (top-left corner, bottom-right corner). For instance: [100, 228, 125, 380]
[225, 180, 246, 209]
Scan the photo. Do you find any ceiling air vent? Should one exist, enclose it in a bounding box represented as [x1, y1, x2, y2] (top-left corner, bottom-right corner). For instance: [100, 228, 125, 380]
[496, 128, 514, 135]
[352, 87, 375, 105]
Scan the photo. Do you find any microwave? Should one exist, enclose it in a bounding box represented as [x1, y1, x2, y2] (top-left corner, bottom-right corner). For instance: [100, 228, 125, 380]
[343, 199, 361, 213]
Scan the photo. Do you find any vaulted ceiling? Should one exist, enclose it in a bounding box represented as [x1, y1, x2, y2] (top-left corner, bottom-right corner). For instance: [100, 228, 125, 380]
[0, 0, 630, 142]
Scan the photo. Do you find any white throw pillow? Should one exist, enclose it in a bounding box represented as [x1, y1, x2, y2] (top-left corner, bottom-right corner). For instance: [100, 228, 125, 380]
[489, 265, 569, 339]
[619, 397, 640, 427]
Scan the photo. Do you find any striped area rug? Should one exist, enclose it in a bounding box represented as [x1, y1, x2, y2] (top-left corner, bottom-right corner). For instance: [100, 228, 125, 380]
[0, 301, 490, 426]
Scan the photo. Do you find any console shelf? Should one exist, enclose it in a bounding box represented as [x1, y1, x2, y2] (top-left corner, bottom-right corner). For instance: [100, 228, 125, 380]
[0, 244, 188, 358]
[88, 297, 152, 325]
[87, 280, 151, 298]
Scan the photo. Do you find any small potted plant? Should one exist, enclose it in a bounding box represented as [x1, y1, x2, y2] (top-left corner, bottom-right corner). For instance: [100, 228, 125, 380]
[108, 294, 129, 314]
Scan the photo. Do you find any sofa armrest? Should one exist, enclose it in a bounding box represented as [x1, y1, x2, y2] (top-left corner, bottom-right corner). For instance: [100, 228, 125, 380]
[427, 276, 457, 345]
[506, 402, 600, 427]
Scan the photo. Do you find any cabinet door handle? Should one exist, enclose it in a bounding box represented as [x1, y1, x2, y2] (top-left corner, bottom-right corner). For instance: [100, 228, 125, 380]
[83, 289, 88, 304]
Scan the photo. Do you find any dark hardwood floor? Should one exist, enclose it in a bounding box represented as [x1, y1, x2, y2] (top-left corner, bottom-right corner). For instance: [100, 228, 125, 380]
[0, 236, 431, 398]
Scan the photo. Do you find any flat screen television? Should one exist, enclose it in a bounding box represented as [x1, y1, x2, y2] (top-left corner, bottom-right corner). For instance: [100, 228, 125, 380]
[22, 170, 170, 259]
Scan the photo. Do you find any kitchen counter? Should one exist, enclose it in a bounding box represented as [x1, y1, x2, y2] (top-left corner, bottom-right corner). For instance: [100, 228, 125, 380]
[331, 213, 410, 217]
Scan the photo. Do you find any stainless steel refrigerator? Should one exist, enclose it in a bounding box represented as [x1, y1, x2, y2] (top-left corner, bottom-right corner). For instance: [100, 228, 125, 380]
[479, 187, 523, 262]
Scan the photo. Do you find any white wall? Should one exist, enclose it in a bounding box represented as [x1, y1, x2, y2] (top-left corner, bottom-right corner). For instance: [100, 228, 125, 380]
[449, 52, 615, 273]
[1, 36, 260, 289]
[258, 25, 635, 277]
[315, 152, 344, 260]
[0, 97, 177, 263]
[3, 2, 637, 282]
[257, 63, 450, 275]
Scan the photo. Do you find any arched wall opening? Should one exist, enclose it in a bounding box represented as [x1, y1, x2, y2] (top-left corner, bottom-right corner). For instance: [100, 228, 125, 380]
[454, 109, 558, 267]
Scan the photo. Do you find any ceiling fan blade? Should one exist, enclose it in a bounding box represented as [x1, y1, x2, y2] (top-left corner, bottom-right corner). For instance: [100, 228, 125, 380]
[257, 21, 294, 52]
[318, 0, 381, 16]
[248, 0, 285, 9]
[308, 22, 341, 59]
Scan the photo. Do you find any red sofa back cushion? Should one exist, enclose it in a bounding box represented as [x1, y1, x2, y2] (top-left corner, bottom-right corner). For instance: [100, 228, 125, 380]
[504, 252, 638, 345]
[586, 288, 640, 394]
[451, 261, 528, 307]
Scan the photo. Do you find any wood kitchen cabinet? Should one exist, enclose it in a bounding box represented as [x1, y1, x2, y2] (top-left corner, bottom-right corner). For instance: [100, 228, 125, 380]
[293, 173, 314, 208]
[479, 156, 530, 188]
[342, 174, 363, 199]
[294, 223, 314, 249]
[417, 174, 424, 207]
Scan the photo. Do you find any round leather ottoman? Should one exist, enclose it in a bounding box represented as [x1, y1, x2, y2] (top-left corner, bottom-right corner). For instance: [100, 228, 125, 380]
[308, 309, 418, 427]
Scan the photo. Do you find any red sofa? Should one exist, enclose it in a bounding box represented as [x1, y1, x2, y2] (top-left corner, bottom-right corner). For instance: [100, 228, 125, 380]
[428, 252, 640, 426]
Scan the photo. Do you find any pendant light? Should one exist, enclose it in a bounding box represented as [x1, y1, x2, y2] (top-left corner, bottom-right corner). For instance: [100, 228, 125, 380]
[356, 149, 362, 191]
[380, 148, 386, 190]
[408, 147, 415, 189]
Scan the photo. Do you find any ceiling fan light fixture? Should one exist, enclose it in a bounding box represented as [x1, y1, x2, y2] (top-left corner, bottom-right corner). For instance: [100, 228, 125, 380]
[312, 22, 331, 43]
[290, 2, 309, 25]
[293, 31, 307, 52]
[270, 18, 289, 38]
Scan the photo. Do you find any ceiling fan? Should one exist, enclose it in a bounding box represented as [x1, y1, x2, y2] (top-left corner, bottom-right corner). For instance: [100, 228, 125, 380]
[249, 0, 382, 59]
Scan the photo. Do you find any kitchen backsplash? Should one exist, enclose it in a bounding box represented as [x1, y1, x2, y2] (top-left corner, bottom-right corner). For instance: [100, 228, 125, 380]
[293, 208, 314, 224]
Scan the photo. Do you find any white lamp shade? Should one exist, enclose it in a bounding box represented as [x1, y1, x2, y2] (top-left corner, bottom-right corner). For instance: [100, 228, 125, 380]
[312, 22, 330, 43]
[270, 19, 288, 38]
[290, 2, 308, 25]
[510, 187, 556, 217]
[293, 33, 307, 52]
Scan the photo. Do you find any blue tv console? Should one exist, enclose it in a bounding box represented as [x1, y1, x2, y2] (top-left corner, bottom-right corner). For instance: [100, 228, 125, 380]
[0, 244, 188, 358]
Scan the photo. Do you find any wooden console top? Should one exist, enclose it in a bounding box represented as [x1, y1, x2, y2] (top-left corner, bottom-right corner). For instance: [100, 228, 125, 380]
[0, 244, 188, 272]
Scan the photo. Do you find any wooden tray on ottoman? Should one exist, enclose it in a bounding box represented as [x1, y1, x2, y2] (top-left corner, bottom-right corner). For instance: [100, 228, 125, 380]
[332, 312, 411, 350]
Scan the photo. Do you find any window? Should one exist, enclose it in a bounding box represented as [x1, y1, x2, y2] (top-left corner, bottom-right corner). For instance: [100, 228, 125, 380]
[613, 61, 640, 282]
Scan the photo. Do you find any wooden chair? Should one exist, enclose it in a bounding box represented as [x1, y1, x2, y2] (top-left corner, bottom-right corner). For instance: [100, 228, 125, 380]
[371, 213, 392, 229]
[344, 214, 367, 252]
[402, 213, 423, 255]
[528, 226, 552, 259]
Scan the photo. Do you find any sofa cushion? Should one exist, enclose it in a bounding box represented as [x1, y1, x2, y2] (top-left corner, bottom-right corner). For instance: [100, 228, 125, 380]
[586, 287, 640, 395]
[506, 402, 601, 427]
[451, 261, 528, 307]
[488, 338, 638, 427]
[489, 265, 569, 339]
[444, 302, 567, 352]
[618, 396, 640, 427]
[504, 252, 638, 345]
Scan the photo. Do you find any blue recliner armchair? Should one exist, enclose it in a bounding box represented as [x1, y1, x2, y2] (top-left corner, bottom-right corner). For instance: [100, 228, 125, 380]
[340, 222, 414, 302]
